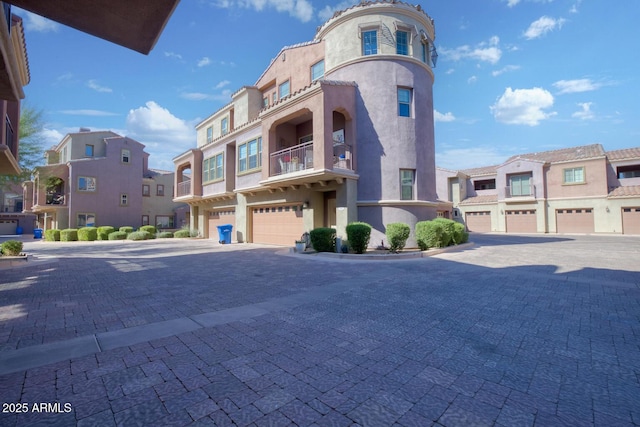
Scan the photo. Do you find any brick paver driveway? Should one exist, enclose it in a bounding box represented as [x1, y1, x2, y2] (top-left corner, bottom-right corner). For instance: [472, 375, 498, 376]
[0, 234, 638, 426]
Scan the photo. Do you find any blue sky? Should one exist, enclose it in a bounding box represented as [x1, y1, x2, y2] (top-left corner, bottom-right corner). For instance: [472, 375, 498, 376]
[17, 0, 639, 171]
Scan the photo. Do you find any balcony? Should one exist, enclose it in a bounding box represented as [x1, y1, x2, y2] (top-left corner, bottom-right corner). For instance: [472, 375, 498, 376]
[505, 185, 536, 198]
[177, 180, 191, 197]
[270, 141, 314, 177]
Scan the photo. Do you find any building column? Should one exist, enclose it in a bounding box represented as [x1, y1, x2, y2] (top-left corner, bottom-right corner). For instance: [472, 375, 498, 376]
[335, 178, 358, 240]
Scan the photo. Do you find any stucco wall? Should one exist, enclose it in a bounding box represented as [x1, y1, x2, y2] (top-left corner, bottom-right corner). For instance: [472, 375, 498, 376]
[545, 158, 608, 199]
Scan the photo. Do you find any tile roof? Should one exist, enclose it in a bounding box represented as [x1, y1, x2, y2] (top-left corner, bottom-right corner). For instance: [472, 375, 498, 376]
[606, 147, 640, 161]
[608, 185, 640, 198]
[460, 165, 499, 176]
[505, 144, 605, 164]
[459, 194, 498, 205]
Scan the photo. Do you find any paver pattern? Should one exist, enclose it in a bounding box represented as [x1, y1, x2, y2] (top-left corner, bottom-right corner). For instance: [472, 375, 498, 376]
[0, 234, 639, 426]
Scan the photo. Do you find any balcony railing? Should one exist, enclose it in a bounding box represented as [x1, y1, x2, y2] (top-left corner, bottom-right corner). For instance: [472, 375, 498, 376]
[270, 141, 314, 177]
[46, 193, 65, 205]
[505, 185, 536, 198]
[177, 180, 191, 197]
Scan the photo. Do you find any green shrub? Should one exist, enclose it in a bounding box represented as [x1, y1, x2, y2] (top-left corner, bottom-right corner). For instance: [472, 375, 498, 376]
[385, 222, 410, 253]
[44, 229, 60, 242]
[433, 218, 455, 247]
[139, 225, 157, 236]
[452, 221, 469, 245]
[1, 240, 23, 256]
[309, 227, 336, 252]
[173, 229, 192, 238]
[127, 231, 152, 241]
[346, 222, 372, 254]
[97, 226, 115, 240]
[60, 229, 78, 242]
[119, 226, 134, 234]
[78, 227, 98, 241]
[415, 220, 449, 250]
[157, 231, 174, 238]
[108, 231, 127, 240]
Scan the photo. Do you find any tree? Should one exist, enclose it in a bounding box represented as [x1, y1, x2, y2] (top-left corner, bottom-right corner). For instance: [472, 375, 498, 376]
[0, 103, 46, 187]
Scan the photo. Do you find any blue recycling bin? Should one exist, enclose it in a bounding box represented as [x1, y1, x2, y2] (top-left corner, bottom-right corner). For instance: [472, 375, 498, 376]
[33, 228, 43, 239]
[16, 226, 23, 235]
[216, 224, 233, 244]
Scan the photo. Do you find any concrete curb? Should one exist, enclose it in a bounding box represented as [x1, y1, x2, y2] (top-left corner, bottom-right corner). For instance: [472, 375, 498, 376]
[284, 242, 475, 260]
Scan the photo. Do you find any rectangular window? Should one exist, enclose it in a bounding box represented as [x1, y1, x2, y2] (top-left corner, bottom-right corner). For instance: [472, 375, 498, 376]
[311, 60, 325, 81]
[142, 184, 150, 196]
[157, 184, 165, 196]
[396, 30, 409, 55]
[121, 149, 130, 163]
[77, 213, 96, 228]
[206, 126, 213, 143]
[78, 176, 96, 192]
[142, 215, 150, 226]
[120, 194, 128, 206]
[279, 81, 290, 99]
[203, 153, 224, 182]
[563, 167, 585, 184]
[85, 144, 94, 157]
[509, 174, 532, 196]
[400, 169, 415, 200]
[221, 118, 228, 136]
[398, 88, 412, 117]
[362, 30, 378, 55]
[238, 137, 262, 173]
[156, 215, 174, 229]
[263, 97, 269, 108]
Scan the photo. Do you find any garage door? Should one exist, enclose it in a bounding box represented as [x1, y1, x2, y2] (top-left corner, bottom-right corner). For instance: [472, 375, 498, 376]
[252, 204, 304, 245]
[506, 210, 537, 233]
[208, 209, 235, 241]
[622, 207, 640, 235]
[0, 219, 17, 235]
[465, 211, 491, 232]
[556, 208, 594, 233]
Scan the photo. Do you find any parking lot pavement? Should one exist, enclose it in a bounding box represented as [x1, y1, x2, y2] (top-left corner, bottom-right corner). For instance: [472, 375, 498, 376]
[0, 235, 639, 426]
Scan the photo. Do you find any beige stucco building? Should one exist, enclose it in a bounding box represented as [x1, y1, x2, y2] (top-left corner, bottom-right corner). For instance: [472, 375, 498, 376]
[436, 144, 640, 235]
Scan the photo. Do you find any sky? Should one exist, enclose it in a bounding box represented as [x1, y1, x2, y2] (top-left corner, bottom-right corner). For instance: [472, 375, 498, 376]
[16, 0, 640, 171]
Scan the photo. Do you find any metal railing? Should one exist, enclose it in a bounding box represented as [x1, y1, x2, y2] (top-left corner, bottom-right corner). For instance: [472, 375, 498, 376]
[176, 180, 191, 197]
[505, 185, 536, 198]
[270, 141, 314, 176]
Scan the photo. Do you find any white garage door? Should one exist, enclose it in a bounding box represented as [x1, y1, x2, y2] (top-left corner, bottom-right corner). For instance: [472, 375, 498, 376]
[622, 207, 640, 235]
[556, 208, 594, 233]
[252, 205, 304, 245]
[0, 220, 17, 235]
[465, 211, 491, 232]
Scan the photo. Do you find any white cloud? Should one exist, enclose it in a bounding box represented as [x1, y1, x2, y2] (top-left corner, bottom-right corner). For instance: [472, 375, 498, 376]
[492, 65, 521, 77]
[59, 109, 119, 117]
[505, 0, 520, 6]
[126, 101, 196, 169]
[197, 57, 212, 67]
[87, 80, 112, 93]
[553, 78, 600, 94]
[467, 76, 478, 84]
[569, 0, 582, 13]
[504, 0, 555, 7]
[39, 128, 65, 148]
[215, 0, 314, 22]
[437, 146, 509, 170]
[434, 110, 456, 122]
[440, 36, 502, 65]
[490, 87, 555, 126]
[215, 80, 231, 90]
[164, 51, 183, 60]
[180, 89, 232, 102]
[572, 102, 594, 120]
[22, 11, 59, 32]
[318, 0, 357, 22]
[524, 16, 566, 39]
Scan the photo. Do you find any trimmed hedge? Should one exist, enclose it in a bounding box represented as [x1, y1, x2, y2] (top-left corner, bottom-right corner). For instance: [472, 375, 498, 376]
[44, 229, 60, 242]
[1, 240, 23, 256]
[157, 231, 174, 238]
[452, 221, 469, 245]
[173, 229, 192, 238]
[60, 229, 78, 242]
[416, 218, 467, 250]
[139, 225, 157, 236]
[78, 227, 98, 241]
[346, 222, 372, 254]
[97, 226, 115, 240]
[309, 227, 336, 253]
[108, 231, 127, 240]
[127, 231, 152, 241]
[119, 226, 134, 234]
[385, 222, 410, 253]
